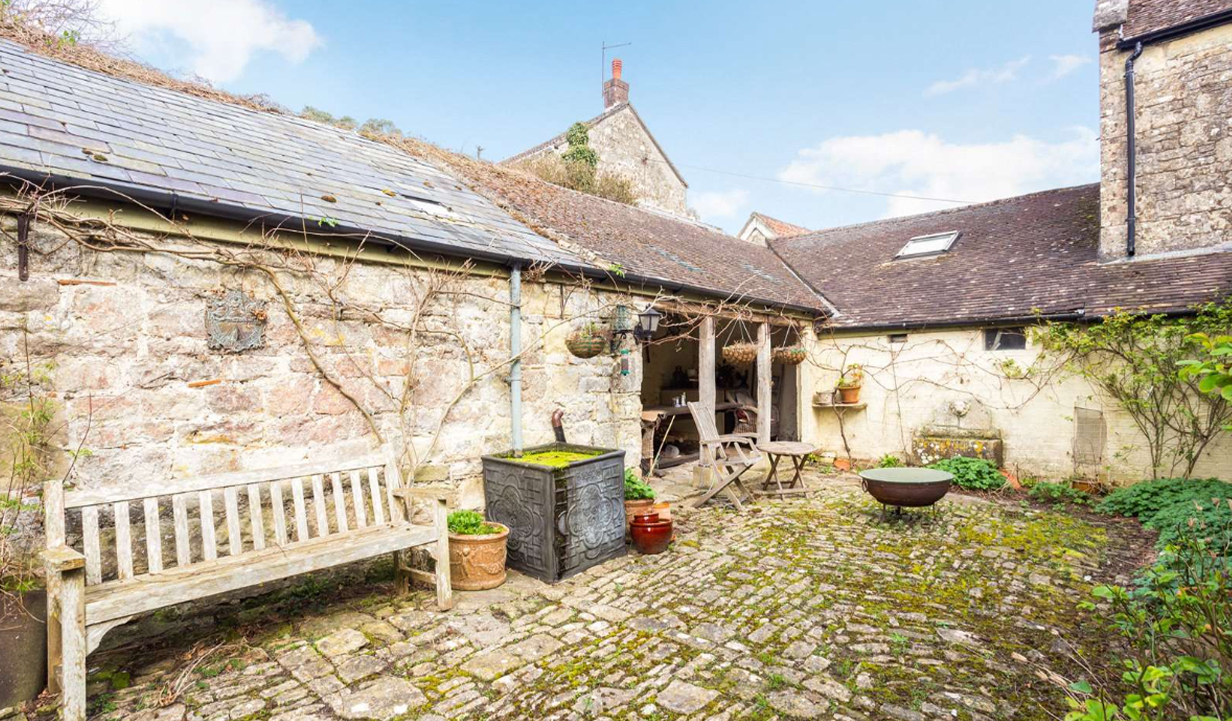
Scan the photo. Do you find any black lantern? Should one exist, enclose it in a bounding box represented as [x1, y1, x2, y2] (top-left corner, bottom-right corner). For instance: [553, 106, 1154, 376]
[634, 306, 661, 341]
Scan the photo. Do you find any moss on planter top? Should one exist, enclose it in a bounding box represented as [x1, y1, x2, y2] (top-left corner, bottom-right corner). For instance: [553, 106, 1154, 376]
[500, 450, 600, 468]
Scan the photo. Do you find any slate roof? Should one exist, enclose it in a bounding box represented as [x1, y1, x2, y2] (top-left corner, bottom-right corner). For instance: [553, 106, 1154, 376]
[772, 184, 1232, 329]
[500, 103, 688, 187]
[1123, 0, 1232, 38]
[0, 39, 582, 268]
[439, 154, 826, 312]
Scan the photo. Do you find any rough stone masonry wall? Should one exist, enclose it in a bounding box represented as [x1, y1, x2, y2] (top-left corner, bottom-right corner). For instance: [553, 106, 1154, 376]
[1098, 23, 1232, 260]
[798, 328, 1232, 483]
[0, 215, 643, 510]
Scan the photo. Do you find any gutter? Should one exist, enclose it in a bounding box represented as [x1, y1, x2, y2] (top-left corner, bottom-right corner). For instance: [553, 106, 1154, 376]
[0, 167, 830, 318]
[822, 306, 1203, 334]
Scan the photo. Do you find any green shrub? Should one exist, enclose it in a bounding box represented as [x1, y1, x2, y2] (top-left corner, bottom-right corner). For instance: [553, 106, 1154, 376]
[877, 454, 903, 468]
[1027, 481, 1092, 506]
[447, 510, 501, 536]
[1098, 477, 1232, 519]
[624, 468, 656, 501]
[926, 456, 1005, 491]
[1065, 517, 1232, 719]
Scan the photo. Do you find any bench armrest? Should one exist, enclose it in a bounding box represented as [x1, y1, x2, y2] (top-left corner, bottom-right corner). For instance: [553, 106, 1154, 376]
[393, 486, 452, 503]
[715, 434, 758, 446]
[44, 545, 85, 573]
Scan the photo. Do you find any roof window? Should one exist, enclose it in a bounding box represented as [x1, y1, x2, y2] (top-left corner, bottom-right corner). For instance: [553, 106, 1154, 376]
[896, 231, 960, 259]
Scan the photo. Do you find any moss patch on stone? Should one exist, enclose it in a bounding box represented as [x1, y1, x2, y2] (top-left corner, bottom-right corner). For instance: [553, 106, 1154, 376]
[501, 450, 600, 467]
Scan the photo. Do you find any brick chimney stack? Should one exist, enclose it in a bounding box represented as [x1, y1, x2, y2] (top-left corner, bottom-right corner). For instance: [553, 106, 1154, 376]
[602, 58, 629, 109]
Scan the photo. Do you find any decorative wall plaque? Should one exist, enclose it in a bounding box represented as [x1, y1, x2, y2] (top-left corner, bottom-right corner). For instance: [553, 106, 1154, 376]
[206, 290, 267, 352]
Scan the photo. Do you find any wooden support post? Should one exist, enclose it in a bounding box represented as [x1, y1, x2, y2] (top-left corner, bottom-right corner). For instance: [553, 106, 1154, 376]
[44, 479, 64, 694]
[757, 322, 771, 444]
[59, 568, 86, 721]
[433, 496, 453, 611]
[699, 316, 716, 415]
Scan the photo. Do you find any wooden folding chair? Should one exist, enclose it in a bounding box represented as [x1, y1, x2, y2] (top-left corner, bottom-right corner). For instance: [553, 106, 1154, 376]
[688, 401, 759, 511]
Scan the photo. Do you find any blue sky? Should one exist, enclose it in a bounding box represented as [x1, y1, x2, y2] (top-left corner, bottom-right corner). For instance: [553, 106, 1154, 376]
[100, 0, 1102, 234]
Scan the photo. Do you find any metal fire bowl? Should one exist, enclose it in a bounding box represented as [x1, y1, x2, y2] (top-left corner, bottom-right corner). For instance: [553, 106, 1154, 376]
[858, 468, 953, 508]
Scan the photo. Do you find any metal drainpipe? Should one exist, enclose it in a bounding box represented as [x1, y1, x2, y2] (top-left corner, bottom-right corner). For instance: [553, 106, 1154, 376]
[1124, 41, 1144, 258]
[509, 263, 523, 456]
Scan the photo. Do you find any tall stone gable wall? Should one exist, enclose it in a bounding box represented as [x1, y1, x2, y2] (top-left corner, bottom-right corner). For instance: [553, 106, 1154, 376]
[0, 216, 643, 509]
[1098, 23, 1232, 259]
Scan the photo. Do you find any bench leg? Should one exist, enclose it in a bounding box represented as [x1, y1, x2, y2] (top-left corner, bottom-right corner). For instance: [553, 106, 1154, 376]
[432, 496, 453, 611]
[393, 550, 411, 596]
[59, 568, 87, 721]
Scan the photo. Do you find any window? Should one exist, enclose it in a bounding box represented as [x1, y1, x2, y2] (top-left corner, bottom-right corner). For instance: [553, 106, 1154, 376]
[888, 333, 908, 344]
[984, 327, 1027, 351]
[896, 231, 960, 259]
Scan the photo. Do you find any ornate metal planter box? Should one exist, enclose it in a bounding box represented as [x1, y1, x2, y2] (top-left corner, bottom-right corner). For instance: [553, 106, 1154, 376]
[481, 443, 626, 583]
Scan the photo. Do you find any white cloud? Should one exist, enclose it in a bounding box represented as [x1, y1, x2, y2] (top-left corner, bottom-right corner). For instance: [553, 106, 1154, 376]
[777, 127, 1099, 218]
[925, 56, 1031, 96]
[1049, 54, 1092, 80]
[99, 0, 321, 83]
[692, 188, 749, 220]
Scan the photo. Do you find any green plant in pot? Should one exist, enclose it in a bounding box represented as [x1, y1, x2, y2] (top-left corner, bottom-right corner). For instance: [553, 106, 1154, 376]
[446, 510, 509, 591]
[565, 322, 607, 359]
[836, 364, 864, 404]
[624, 468, 656, 529]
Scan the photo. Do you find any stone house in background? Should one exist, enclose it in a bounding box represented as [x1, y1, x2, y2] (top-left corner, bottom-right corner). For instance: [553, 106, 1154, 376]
[770, 0, 1232, 481]
[736, 213, 811, 247]
[500, 59, 691, 217]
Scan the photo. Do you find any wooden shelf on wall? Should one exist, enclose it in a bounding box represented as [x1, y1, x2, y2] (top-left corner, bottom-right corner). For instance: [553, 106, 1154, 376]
[811, 400, 867, 411]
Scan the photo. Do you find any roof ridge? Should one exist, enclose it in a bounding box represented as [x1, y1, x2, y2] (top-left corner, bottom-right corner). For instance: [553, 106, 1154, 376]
[773, 182, 1101, 246]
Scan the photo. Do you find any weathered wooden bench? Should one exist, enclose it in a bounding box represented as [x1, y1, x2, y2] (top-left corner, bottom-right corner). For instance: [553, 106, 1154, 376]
[42, 445, 452, 721]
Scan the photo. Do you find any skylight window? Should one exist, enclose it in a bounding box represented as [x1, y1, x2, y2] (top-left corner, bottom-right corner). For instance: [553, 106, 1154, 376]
[896, 231, 960, 259]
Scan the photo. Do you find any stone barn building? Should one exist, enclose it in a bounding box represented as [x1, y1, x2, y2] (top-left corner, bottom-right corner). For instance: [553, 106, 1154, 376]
[501, 59, 690, 217]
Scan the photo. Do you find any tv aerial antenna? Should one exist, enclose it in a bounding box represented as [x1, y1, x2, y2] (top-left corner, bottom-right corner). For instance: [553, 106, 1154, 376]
[602, 40, 632, 83]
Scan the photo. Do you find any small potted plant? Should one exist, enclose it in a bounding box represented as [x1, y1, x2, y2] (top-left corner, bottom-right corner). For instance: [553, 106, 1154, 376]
[836, 364, 864, 404]
[446, 510, 509, 591]
[566, 323, 607, 359]
[624, 468, 656, 529]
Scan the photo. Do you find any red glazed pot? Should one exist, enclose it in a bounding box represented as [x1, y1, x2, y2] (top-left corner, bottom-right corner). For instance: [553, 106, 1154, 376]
[630, 516, 673, 555]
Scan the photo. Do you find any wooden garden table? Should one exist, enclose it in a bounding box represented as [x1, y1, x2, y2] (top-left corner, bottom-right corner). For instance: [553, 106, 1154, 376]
[755, 441, 816, 497]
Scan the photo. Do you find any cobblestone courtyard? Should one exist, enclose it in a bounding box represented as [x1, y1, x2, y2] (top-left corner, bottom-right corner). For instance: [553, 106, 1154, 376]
[78, 475, 1140, 721]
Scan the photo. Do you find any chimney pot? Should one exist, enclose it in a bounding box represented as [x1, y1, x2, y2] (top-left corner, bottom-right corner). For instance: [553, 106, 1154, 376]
[602, 58, 630, 109]
[612, 58, 622, 80]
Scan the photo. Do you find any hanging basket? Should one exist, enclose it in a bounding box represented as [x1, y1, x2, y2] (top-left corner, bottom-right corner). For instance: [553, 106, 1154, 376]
[722, 341, 758, 366]
[566, 331, 607, 359]
[772, 346, 808, 366]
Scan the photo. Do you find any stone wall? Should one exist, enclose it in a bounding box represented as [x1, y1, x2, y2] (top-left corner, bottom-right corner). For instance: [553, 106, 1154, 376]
[1097, 22, 1232, 260]
[797, 327, 1232, 483]
[0, 214, 643, 510]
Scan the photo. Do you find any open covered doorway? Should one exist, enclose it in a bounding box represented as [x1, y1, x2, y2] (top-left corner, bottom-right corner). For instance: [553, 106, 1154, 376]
[638, 312, 803, 475]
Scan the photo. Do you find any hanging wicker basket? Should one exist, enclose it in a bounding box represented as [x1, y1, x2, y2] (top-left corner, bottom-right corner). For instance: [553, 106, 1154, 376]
[772, 346, 808, 366]
[722, 341, 758, 366]
[566, 330, 607, 359]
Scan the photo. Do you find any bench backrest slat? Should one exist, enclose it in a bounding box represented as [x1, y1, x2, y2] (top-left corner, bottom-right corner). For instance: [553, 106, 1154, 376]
[58, 446, 404, 587]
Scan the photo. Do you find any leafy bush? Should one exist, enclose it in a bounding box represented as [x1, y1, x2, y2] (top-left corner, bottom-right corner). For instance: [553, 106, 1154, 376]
[877, 454, 903, 468]
[1065, 516, 1232, 720]
[926, 456, 1005, 491]
[447, 510, 501, 536]
[624, 468, 656, 501]
[1028, 481, 1092, 506]
[1099, 478, 1232, 548]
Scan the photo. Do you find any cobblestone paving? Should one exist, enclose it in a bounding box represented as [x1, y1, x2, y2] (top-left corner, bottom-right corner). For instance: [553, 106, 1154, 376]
[84, 476, 1135, 721]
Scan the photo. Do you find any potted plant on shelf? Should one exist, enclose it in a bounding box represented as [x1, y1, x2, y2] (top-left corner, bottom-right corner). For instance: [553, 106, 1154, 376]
[836, 364, 864, 404]
[722, 341, 758, 366]
[446, 510, 509, 591]
[772, 346, 808, 366]
[566, 322, 607, 359]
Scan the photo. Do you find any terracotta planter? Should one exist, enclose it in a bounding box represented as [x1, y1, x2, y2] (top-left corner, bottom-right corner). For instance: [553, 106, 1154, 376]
[837, 385, 862, 404]
[624, 499, 654, 532]
[1071, 479, 1100, 494]
[651, 502, 672, 522]
[448, 523, 509, 591]
[630, 513, 673, 555]
[0, 590, 47, 709]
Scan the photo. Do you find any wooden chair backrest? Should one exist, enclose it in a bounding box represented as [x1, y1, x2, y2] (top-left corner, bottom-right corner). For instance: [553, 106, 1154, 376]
[48, 446, 404, 587]
[688, 402, 720, 443]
